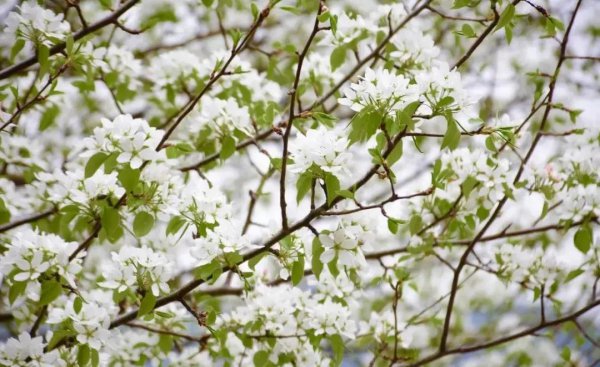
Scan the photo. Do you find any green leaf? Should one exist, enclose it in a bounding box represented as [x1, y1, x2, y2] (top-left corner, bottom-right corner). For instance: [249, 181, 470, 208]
[409, 215, 422, 235]
[85, 152, 108, 178]
[195, 260, 222, 280]
[460, 176, 479, 197]
[77, 344, 90, 366]
[296, 173, 313, 203]
[396, 110, 413, 132]
[337, 189, 354, 199]
[0, 198, 11, 224]
[312, 112, 336, 127]
[38, 44, 50, 77]
[291, 256, 305, 286]
[330, 334, 344, 364]
[101, 206, 122, 242]
[39, 104, 60, 131]
[564, 268, 585, 283]
[495, 4, 516, 32]
[318, 11, 330, 23]
[312, 237, 324, 280]
[348, 106, 383, 144]
[90, 349, 99, 367]
[133, 211, 154, 238]
[47, 329, 75, 350]
[460, 23, 476, 38]
[574, 224, 593, 254]
[117, 166, 140, 192]
[103, 152, 119, 173]
[74, 296, 83, 314]
[324, 173, 340, 205]
[253, 350, 270, 367]
[39, 280, 62, 306]
[10, 39, 25, 62]
[166, 216, 186, 236]
[224, 251, 243, 267]
[220, 135, 236, 160]
[441, 114, 460, 150]
[387, 140, 403, 166]
[330, 45, 347, 71]
[158, 334, 173, 353]
[251, 2, 259, 20]
[388, 219, 399, 234]
[9, 281, 27, 304]
[248, 252, 269, 270]
[138, 292, 156, 317]
[65, 34, 74, 55]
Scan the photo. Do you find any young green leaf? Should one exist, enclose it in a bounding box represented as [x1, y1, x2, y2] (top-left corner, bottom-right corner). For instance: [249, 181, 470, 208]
[85, 152, 109, 178]
[441, 114, 460, 150]
[220, 135, 236, 160]
[312, 237, 324, 280]
[138, 292, 157, 317]
[291, 256, 305, 286]
[573, 224, 592, 254]
[330, 45, 347, 71]
[133, 211, 155, 237]
[39, 280, 63, 306]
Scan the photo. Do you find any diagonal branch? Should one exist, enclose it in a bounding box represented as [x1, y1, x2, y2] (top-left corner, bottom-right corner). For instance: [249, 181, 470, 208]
[0, 0, 140, 80]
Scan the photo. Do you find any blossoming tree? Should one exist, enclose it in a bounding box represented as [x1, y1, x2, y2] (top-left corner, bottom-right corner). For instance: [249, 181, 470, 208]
[0, 0, 599, 365]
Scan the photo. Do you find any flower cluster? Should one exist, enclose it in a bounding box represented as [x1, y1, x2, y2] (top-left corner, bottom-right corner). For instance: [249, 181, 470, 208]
[47, 298, 112, 350]
[217, 282, 356, 363]
[0, 332, 60, 367]
[0, 229, 82, 303]
[83, 114, 163, 169]
[318, 228, 367, 269]
[1, 2, 70, 55]
[148, 50, 210, 88]
[493, 244, 563, 286]
[438, 148, 512, 209]
[0, 0, 597, 365]
[339, 67, 419, 115]
[100, 246, 172, 297]
[36, 169, 125, 207]
[187, 96, 253, 137]
[289, 127, 352, 177]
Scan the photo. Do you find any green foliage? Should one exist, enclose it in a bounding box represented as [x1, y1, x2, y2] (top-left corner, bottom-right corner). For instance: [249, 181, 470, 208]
[39, 279, 63, 306]
[573, 224, 593, 254]
[348, 106, 384, 144]
[85, 152, 109, 178]
[441, 113, 460, 150]
[138, 292, 157, 317]
[133, 211, 155, 237]
[311, 237, 324, 279]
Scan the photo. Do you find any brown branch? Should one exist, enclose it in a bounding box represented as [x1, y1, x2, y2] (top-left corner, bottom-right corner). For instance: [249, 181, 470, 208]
[309, 0, 432, 110]
[108, 128, 410, 329]
[155, 6, 272, 151]
[564, 55, 600, 61]
[0, 0, 140, 80]
[322, 188, 433, 216]
[437, 0, 583, 353]
[0, 208, 56, 233]
[406, 298, 600, 367]
[426, 5, 489, 23]
[452, 2, 502, 69]
[280, 1, 326, 229]
[68, 222, 101, 261]
[242, 168, 274, 234]
[179, 123, 277, 172]
[126, 322, 208, 344]
[1, 64, 68, 131]
[29, 306, 47, 336]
